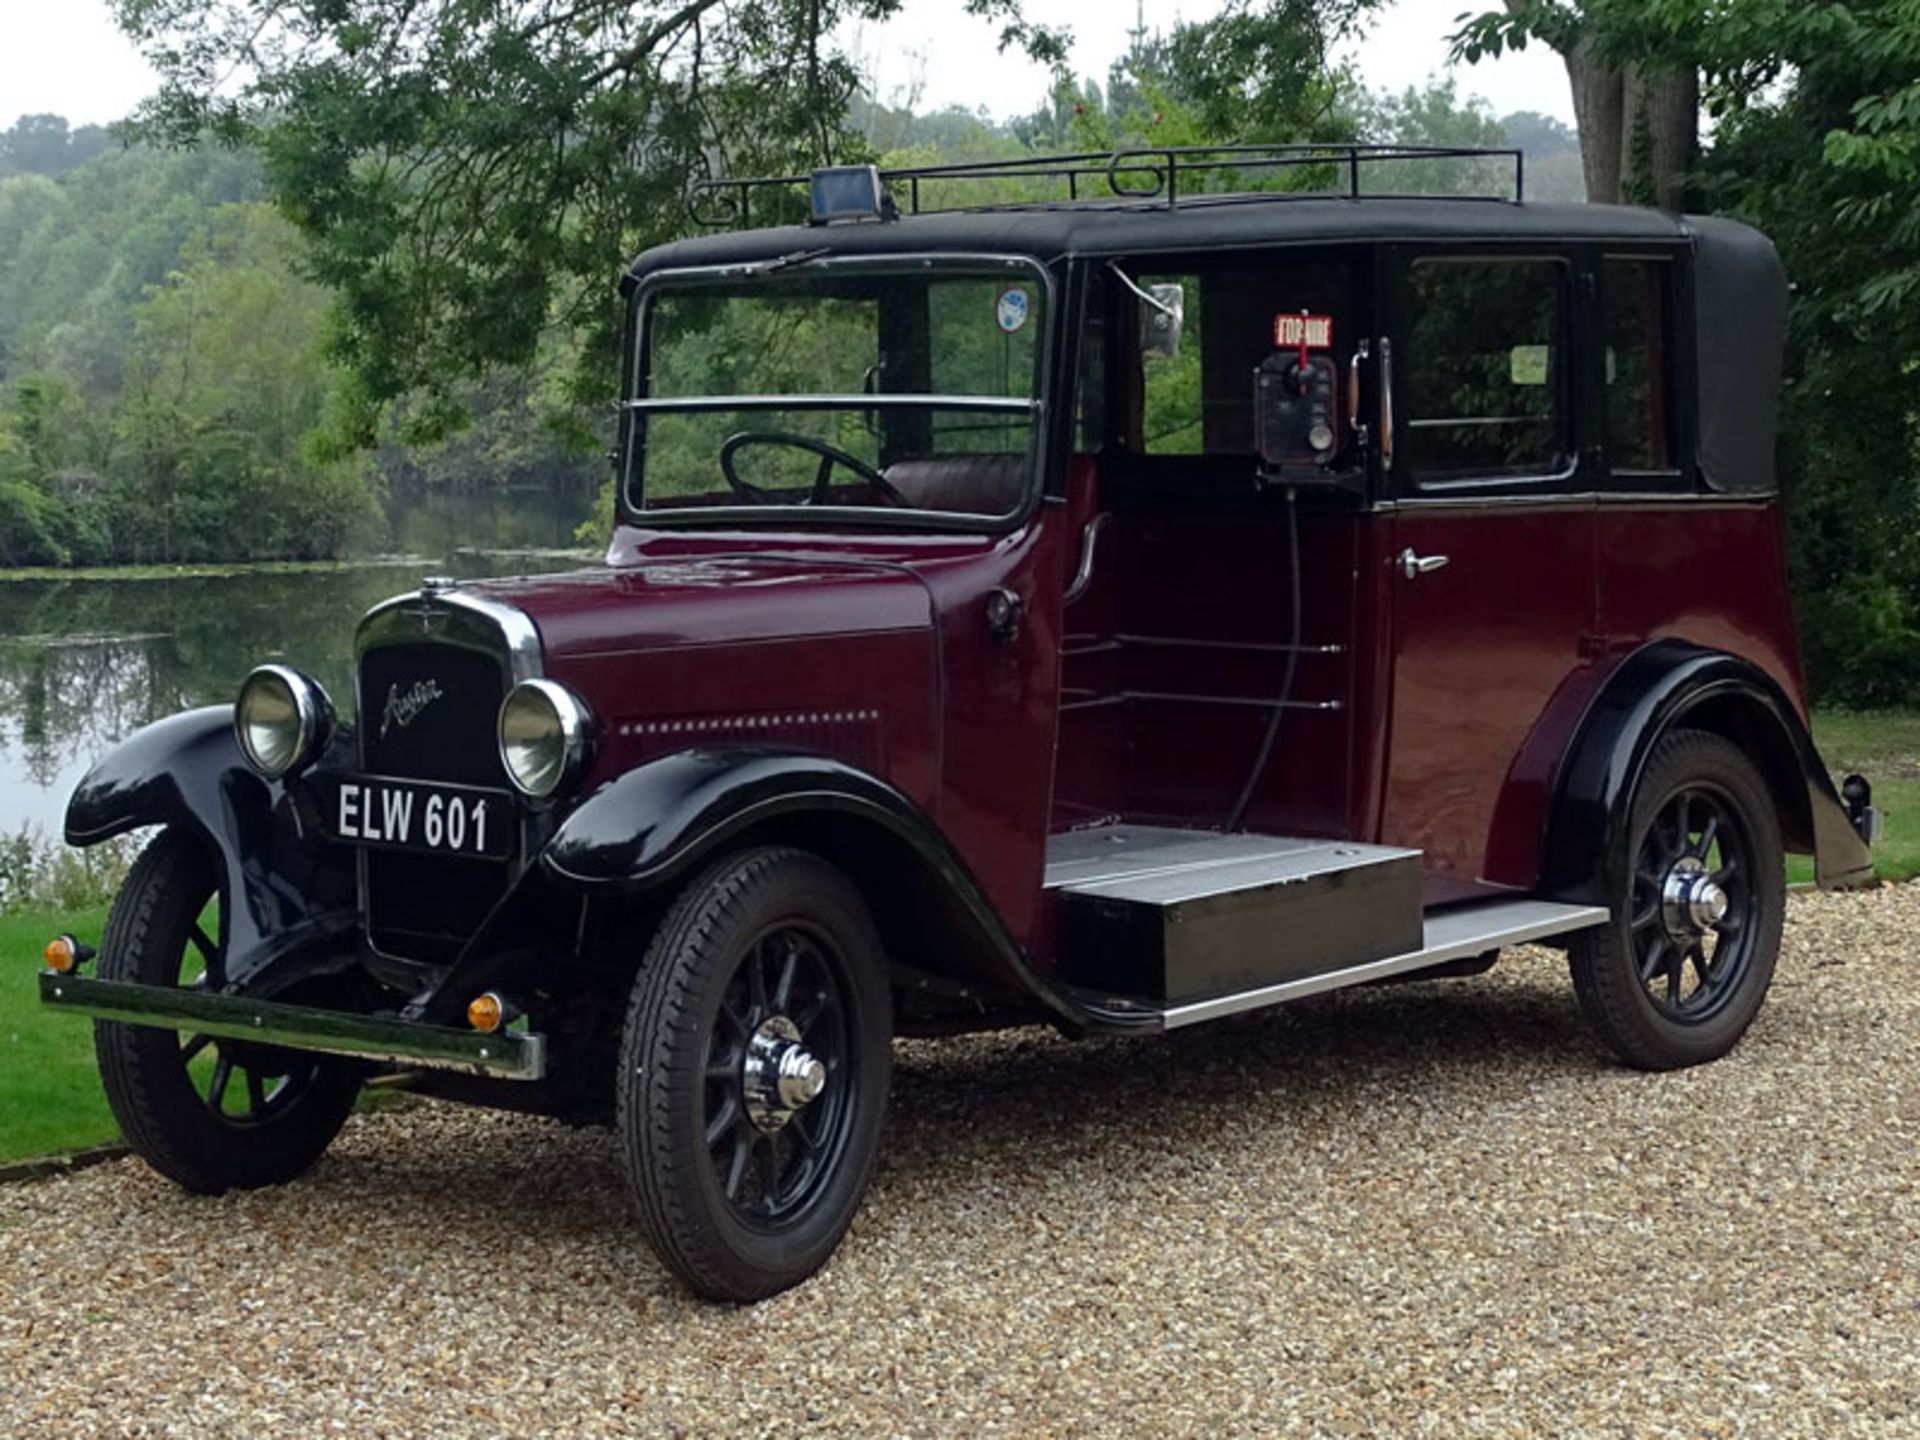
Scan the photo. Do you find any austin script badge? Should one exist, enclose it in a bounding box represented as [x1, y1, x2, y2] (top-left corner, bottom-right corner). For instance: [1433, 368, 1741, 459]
[380, 679, 444, 739]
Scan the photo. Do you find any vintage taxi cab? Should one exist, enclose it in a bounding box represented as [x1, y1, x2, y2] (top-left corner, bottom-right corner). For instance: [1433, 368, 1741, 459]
[38, 147, 1879, 1300]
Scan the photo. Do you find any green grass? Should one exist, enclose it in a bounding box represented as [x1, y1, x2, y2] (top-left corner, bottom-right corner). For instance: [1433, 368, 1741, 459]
[0, 904, 116, 1165]
[1786, 710, 1920, 885]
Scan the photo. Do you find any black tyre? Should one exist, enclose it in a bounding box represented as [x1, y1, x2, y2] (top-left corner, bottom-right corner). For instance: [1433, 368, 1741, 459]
[618, 846, 892, 1301]
[95, 829, 361, 1193]
[1568, 728, 1786, 1071]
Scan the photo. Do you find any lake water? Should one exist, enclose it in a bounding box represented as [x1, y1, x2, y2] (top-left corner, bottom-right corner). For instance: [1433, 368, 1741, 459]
[0, 489, 598, 846]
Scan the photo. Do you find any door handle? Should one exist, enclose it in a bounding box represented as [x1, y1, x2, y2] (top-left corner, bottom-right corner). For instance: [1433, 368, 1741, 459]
[1399, 548, 1450, 580]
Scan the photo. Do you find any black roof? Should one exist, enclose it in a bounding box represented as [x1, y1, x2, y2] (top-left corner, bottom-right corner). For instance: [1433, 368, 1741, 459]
[627, 195, 1695, 282]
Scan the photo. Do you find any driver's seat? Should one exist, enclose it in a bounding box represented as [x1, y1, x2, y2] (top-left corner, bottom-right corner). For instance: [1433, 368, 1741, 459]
[880, 456, 1024, 516]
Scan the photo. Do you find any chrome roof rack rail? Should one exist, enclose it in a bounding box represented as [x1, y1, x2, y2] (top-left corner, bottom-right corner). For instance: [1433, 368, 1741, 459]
[685, 144, 1526, 230]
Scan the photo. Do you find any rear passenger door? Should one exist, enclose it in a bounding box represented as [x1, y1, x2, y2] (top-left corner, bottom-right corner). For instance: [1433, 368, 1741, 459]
[1379, 248, 1600, 901]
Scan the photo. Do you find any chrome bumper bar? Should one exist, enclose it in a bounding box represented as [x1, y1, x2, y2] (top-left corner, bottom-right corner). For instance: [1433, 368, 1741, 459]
[38, 972, 546, 1081]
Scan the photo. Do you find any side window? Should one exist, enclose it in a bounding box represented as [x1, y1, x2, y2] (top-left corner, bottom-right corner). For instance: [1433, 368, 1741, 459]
[1118, 262, 1357, 464]
[1603, 258, 1676, 473]
[1405, 257, 1568, 484]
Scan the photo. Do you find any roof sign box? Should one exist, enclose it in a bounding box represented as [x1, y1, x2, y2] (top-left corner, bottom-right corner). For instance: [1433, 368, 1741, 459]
[809, 165, 888, 225]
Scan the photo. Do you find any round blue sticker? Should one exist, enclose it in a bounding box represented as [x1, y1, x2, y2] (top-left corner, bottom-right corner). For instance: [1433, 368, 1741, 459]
[996, 288, 1031, 333]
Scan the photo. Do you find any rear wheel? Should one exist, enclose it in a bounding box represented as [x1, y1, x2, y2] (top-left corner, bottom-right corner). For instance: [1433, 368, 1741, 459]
[95, 829, 361, 1193]
[1568, 728, 1785, 1070]
[618, 846, 891, 1301]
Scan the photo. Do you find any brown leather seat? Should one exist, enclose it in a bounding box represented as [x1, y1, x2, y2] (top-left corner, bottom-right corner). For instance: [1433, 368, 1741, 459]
[881, 456, 1025, 515]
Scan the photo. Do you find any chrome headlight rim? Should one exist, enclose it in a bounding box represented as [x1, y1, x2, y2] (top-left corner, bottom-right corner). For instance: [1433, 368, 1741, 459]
[234, 663, 333, 780]
[497, 678, 593, 800]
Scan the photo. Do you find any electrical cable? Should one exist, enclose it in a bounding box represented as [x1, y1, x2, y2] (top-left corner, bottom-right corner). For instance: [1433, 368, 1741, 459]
[1225, 484, 1301, 832]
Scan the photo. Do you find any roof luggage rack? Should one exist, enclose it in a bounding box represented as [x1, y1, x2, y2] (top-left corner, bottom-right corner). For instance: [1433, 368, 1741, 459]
[686, 144, 1526, 230]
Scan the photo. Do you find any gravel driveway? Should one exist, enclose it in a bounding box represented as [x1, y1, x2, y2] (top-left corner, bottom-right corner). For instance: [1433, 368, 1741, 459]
[3, 886, 1917, 1438]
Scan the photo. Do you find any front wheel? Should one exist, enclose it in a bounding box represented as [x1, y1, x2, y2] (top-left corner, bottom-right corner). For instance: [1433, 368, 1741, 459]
[618, 846, 892, 1301]
[1568, 728, 1786, 1070]
[94, 829, 362, 1193]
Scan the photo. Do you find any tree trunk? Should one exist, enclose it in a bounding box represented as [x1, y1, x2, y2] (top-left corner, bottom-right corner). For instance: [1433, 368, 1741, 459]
[1623, 63, 1699, 210]
[1565, 35, 1623, 203]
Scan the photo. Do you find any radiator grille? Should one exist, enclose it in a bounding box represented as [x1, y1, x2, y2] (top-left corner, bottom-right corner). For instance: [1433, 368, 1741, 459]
[358, 641, 512, 963]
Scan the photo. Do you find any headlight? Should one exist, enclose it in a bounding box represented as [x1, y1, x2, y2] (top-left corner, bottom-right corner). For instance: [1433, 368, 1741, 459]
[497, 679, 592, 799]
[234, 664, 333, 779]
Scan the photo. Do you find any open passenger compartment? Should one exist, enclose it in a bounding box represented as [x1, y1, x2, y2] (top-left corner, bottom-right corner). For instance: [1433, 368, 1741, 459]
[1051, 245, 1374, 841]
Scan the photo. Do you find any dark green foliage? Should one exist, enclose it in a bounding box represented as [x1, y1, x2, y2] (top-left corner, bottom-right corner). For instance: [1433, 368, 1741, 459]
[109, 0, 1070, 440]
[0, 115, 113, 180]
[0, 128, 605, 567]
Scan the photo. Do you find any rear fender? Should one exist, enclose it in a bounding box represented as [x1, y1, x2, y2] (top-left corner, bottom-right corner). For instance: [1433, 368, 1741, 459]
[64, 706, 359, 988]
[1542, 641, 1873, 905]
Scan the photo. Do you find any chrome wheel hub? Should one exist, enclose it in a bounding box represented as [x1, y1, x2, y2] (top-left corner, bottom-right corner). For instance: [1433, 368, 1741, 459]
[742, 1015, 827, 1133]
[1662, 856, 1729, 934]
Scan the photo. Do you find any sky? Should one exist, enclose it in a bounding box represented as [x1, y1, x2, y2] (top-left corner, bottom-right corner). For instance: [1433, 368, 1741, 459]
[0, 0, 1575, 134]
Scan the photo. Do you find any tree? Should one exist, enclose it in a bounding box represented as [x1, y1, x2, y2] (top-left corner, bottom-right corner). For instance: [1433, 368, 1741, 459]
[0, 115, 112, 180]
[109, 0, 1069, 439]
[113, 203, 383, 562]
[1143, 0, 1375, 146]
[1453, 2, 1696, 207]
[1354, 79, 1515, 195]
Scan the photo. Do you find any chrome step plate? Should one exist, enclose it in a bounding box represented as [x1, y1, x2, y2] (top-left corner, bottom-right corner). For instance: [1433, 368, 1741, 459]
[1045, 824, 1418, 894]
[1159, 898, 1609, 1029]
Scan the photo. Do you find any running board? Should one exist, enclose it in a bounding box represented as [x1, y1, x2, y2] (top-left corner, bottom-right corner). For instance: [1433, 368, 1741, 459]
[1157, 898, 1608, 1029]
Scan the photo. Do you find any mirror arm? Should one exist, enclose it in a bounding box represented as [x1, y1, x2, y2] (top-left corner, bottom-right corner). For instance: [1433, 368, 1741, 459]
[1106, 262, 1176, 318]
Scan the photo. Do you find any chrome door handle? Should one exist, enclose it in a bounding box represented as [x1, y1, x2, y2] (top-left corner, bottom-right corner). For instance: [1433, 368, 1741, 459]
[1399, 548, 1450, 580]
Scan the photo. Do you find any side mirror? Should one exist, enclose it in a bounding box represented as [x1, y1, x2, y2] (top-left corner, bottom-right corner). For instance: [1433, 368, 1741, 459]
[1141, 283, 1185, 359]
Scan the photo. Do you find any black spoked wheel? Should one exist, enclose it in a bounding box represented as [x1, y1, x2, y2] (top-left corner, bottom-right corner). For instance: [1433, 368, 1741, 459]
[1570, 728, 1785, 1070]
[619, 847, 891, 1302]
[95, 829, 362, 1193]
[1626, 783, 1757, 1023]
[703, 924, 855, 1227]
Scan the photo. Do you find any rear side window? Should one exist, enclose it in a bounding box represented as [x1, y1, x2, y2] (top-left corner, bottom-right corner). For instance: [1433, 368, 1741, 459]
[1603, 258, 1676, 473]
[1405, 257, 1568, 483]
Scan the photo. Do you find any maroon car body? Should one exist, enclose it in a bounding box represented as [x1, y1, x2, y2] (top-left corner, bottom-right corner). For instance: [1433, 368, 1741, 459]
[44, 148, 1879, 1300]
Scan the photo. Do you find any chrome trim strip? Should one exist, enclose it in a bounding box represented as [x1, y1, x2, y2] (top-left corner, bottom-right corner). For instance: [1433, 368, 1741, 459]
[1159, 900, 1608, 1029]
[1115, 633, 1345, 655]
[623, 393, 1037, 415]
[357, 585, 544, 685]
[40, 972, 547, 1081]
[1372, 492, 1772, 513]
[1059, 690, 1342, 712]
[1122, 689, 1342, 711]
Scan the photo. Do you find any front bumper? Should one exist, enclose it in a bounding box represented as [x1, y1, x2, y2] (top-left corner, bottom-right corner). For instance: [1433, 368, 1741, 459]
[38, 972, 546, 1081]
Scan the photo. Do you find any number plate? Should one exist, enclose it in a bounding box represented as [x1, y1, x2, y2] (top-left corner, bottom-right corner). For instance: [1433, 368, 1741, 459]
[320, 775, 514, 861]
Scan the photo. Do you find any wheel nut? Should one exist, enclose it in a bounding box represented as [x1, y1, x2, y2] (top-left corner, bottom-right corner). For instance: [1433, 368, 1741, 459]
[777, 1049, 826, 1108]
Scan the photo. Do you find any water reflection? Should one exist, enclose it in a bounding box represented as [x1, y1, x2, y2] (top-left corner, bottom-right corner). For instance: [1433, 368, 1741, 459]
[0, 493, 601, 840]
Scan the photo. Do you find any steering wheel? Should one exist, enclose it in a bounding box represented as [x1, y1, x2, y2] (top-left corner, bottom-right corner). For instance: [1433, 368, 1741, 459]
[719, 431, 909, 507]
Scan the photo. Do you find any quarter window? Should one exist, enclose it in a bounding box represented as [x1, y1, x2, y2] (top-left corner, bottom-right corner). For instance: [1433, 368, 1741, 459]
[1603, 258, 1675, 472]
[1405, 258, 1568, 483]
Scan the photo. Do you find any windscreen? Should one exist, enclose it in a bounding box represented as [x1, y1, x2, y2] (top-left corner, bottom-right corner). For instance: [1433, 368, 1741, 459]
[630, 264, 1046, 519]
